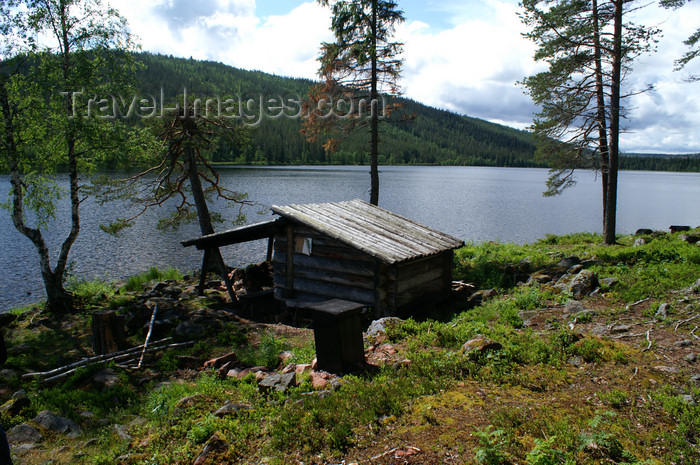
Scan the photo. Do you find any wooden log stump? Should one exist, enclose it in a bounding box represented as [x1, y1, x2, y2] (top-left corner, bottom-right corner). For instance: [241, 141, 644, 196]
[91, 310, 127, 355]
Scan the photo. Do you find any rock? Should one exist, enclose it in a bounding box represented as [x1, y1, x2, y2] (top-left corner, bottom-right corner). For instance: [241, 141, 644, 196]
[0, 390, 30, 416]
[685, 353, 697, 363]
[193, 434, 229, 465]
[33, 410, 82, 438]
[611, 324, 632, 334]
[175, 321, 205, 339]
[653, 365, 679, 374]
[310, 371, 335, 389]
[377, 343, 397, 355]
[528, 271, 553, 284]
[295, 364, 312, 375]
[278, 351, 295, 366]
[203, 353, 238, 370]
[461, 335, 502, 354]
[7, 423, 43, 445]
[366, 317, 403, 338]
[564, 301, 586, 314]
[567, 264, 584, 275]
[570, 270, 598, 300]
[468, 289, 498, 306]
[670, 225, 691, 233]
[213, 402, 252, 418]
[567, 356, 584, 367]
[113, 424, 132, 441]
[656, 303, 670, 319]
[635, 228, 653, 235]
[634, 237, 646, 247]
[674, 340, 693, 348]
[681, 395, 696, 406]
[691, 374, 700, 384]
[599, 277, 619, 288]
[679, 234, 700, 244]
[556, 256, 581, 270]
[281, 363, 296, 374]
[91, 368, 120, 390]
[216, 361, 238, 379]
[257, 372, 296, 394]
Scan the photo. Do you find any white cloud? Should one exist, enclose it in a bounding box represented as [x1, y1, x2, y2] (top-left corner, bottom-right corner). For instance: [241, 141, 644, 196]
[113, 0, 700, 153]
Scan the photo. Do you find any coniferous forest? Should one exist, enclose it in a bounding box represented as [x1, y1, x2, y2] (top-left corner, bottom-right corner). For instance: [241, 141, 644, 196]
[132, 53, 700, 172]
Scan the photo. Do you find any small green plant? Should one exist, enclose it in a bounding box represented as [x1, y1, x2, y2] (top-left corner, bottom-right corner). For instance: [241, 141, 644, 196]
[237, 331, 289, 369]
[66, 276, 115, 308]
[474, 426, 512, 465]
[599, 389, 628, 409]
[526, 437, 574, 465]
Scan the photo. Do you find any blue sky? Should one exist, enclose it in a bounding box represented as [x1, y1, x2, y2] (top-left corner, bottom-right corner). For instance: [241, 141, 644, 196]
[116, 0, 700, 153]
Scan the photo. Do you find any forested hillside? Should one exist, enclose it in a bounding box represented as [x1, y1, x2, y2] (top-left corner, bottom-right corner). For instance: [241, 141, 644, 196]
[134, 53, 540, 167]
[131, 53, 700, 171]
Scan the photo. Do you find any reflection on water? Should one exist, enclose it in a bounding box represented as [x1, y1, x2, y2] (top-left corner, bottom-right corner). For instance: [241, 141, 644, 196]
[1, 165, 699, 310]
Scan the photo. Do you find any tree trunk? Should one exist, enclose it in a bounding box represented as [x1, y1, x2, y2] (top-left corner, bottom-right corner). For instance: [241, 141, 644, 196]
[182, 126, 237, 301]
[592, 0, 610, 232]
[604, 0, 623, 245]
[369, 0, 380, 206]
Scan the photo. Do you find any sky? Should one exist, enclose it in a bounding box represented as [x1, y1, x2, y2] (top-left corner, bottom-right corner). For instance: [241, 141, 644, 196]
[114, 0, 700, 154]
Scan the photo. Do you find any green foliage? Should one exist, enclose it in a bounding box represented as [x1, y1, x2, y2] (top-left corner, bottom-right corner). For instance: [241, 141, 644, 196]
[526, 437, 574, 465]
[655, 387, 700, 463]
[237, 331, 289, 370]
[66, 276, 115, 308]
[474, 427, 512, 465]
[120, 266, 183, 292]
[578, 413, 638, 463]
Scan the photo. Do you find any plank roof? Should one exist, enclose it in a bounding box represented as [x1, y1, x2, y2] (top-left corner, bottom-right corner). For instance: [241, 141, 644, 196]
[271, 199, 464, 264]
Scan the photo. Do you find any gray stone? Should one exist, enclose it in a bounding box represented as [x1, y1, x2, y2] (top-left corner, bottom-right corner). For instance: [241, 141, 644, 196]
[174, 321, 205, 339]
[567, 356, 584, 367]
[564, 301, 586, 314]
[685, 353, 697, 363]
[691, 374, 700, 384]
[634, 237, 646, 247]
[570, 270, 598, 300]
[0, 390, 30, 416]
[611, 324, 632, 334]
[653, 365, 679, 374]
[258, 372, 296, 394]
[113, 424, 132, 441]
[213, 402, 252, 418]
[567, 264, 584, 275]
[556, 256, 581, 270]
[461, 335, 503, 355]
[599, 277, 619, 288]
[635, 228, 653, 236]
[91, 368, 120, 389]
[33, 410, 82, 438]
[674, 340, 693, 348]
[681, 394, 696, 406]
[366, 317, 403, 338]
[679, 234, 700, 244]
[7, 423, 43, 445]
[656, 303, 670, 319]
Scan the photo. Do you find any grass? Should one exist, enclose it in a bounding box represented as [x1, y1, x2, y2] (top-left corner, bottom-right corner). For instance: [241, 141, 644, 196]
[120, 266, 184, 293]
[4, 229, 700, 464]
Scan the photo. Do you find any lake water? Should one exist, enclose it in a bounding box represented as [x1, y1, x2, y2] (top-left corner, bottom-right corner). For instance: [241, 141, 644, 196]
[1, 165, 699, 311]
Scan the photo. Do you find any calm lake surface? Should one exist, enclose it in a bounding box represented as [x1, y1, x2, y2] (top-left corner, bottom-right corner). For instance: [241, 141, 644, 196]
[1, 165, 699, 310]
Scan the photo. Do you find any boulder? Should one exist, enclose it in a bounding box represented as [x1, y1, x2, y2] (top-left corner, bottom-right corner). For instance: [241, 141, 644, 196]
[564, 301, 586, 314]
[257, 372, 296, 394]
[174, 321, 205, 339]
[679, 234, 700, 244]
[0, 390, 30, 417]
[461, 335, 502, 355]
[366, 317, 403, 338]
[556, 256, 581, 270]
[91, 368, 120, 390]
[7, 423, 43, 445]
[599, 277, 619, 288]
[635, 228, 653, 235]
[569, 270, 598, 300]
[213, 402, 252, 418]
[310, 371, 335, 389]
[634, 237, 646, 247]
[33, 410, 82, 438]
[203, 353, 239, 370]
[193, 434, 229, 465]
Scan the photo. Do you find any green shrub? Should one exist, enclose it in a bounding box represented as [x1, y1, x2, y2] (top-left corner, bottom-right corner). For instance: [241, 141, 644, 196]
[121, 267, 183, 292]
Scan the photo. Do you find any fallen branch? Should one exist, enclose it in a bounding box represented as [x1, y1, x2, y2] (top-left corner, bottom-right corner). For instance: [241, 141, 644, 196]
[22, 337, 174, 380]
[674, 313, 699, 331]
[42, 341, 194, 383]
[370, 446, 421, 461]
[138, 304, 159, 369]
[642, 330, 653, 352]
[609, 332, 648, 339]
[630, 367, 638, 381]
[691, 326, 700, 340]
[626, 298, 650, 311]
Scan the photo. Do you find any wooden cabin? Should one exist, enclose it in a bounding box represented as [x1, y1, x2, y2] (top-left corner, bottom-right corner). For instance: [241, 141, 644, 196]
[270, 199, 463, 317]
[182, 199, 464, 317]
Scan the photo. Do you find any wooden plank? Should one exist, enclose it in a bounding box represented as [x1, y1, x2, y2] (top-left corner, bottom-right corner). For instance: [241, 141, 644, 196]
[285, 225, 294, 296]
[182, 219, 280, 249]
[292, 278, 375, 305]
[273, 263, 375, 290]
[397, 267, 444, 294]
[273, 253, 375, 276]
[396, 277, 447, 307]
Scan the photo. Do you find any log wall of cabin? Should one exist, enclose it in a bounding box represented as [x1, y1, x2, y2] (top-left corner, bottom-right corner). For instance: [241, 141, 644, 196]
[272, 225, 378, 306]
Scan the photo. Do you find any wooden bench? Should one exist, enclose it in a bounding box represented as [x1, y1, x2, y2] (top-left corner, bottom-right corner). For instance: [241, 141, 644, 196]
[305, 299, 366, 374]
